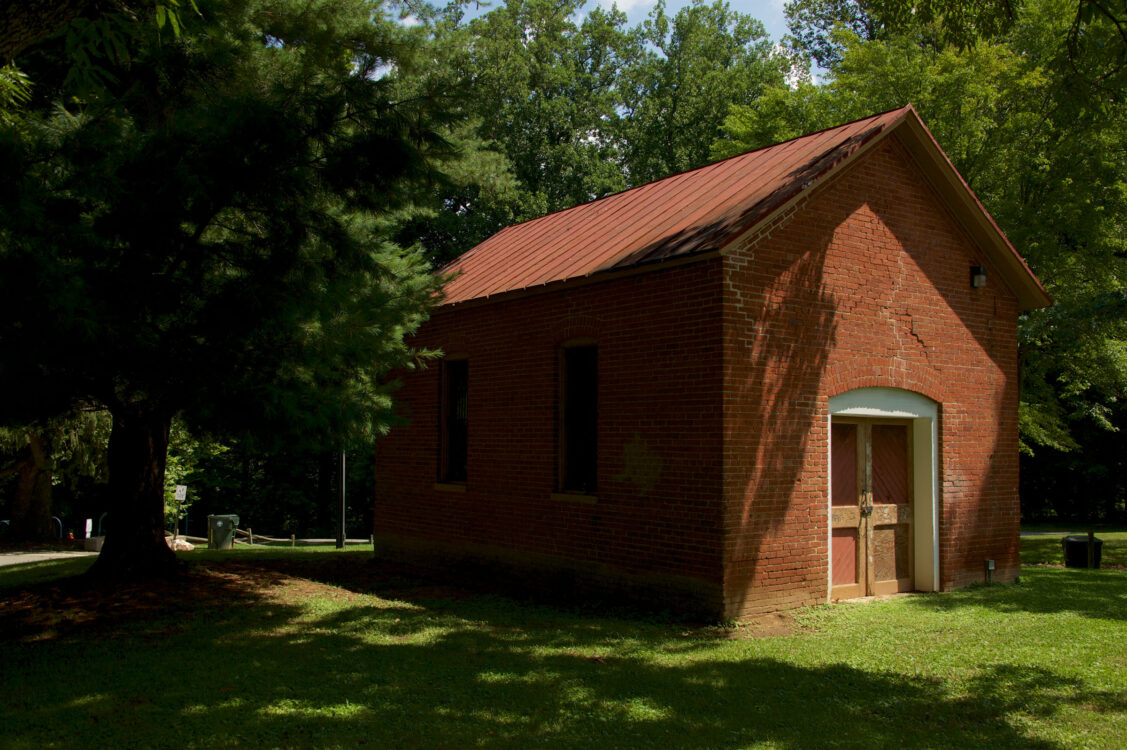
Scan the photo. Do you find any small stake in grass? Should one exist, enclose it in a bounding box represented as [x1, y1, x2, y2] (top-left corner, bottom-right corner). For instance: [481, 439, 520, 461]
[291, 534, 295, 548]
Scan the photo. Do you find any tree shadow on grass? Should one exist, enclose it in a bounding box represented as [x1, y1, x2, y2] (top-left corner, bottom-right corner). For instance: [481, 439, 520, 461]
[904, 567, 1127, 623]
[3, 561, 1122, 749]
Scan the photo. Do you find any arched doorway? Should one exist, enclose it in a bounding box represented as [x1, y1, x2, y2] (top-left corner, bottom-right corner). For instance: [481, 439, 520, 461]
[828, 388, 939, 599]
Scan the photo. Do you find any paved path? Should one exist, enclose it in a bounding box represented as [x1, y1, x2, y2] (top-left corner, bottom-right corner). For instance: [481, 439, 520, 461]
[0, 550, 97, 567]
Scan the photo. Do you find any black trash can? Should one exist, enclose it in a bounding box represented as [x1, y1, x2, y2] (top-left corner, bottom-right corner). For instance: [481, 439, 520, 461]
[1061, 534, 1102, 569]
[208, 514, 240, 550]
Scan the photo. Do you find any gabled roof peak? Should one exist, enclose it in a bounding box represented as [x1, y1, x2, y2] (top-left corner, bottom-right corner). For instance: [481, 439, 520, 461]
[441, 105, 1049, 311]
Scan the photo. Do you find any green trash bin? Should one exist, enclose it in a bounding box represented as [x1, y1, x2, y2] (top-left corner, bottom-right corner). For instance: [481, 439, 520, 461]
[208, 514, 240, 550]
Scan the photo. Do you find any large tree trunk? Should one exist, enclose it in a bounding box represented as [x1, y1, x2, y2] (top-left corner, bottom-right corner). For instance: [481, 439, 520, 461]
[9, 432, 54, 542]
[87, 408, 180, 579]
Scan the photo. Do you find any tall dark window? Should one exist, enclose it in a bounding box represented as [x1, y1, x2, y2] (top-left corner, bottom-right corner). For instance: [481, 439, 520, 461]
[440, 359, 468, 483]
[560, 345, 597, 493]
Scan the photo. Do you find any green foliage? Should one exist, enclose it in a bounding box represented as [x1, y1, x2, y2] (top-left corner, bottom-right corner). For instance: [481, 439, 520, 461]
[442, 0, 634, 215]
[163, 418, 227, 530]
[783, 0, 881, 68]
[0, 411, 111, 494]
[0, 0, 457, 567]
[175, 440, 374, 538]
[621, 0, 788, 186]
[50, 411, 113, 492]
[0, 411, 110, 541]
[719, 0, 1127, 477]
[0, 0, 448, 446]
[0, 65, 31, 125]
[401, 0, 791, 263]
[863, 0, 1018, 48]
[393, 125, 525, 267]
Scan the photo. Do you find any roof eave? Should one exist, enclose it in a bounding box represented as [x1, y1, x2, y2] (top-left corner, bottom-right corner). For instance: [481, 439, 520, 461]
[892, 111, 1052, 311]
[437, 247, 723, 311]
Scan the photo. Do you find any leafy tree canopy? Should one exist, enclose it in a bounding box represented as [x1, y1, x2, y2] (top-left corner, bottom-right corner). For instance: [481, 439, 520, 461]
[620, 0, 788, 185]
[0, 0, 451, 574]
[785, 0, 1127, 93]
[723, 0, 1127, 463]
[397, 0, 791, 264]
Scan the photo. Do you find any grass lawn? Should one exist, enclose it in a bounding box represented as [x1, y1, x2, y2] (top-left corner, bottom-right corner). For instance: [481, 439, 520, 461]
[1, 541, 1124, 749]
[1021, 528, 1127, 568]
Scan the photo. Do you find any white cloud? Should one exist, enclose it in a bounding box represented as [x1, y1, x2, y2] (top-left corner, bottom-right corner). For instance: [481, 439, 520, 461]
[597, 0, 654, 15]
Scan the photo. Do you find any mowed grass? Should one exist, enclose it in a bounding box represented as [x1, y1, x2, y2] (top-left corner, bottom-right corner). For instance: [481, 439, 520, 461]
[1020, 528, 1127, 567]
[0, 540, 1124, 749]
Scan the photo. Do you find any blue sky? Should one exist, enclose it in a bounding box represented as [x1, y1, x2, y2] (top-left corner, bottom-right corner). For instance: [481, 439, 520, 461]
[599, 0, 789, 41]
[406, 1, 792, 43]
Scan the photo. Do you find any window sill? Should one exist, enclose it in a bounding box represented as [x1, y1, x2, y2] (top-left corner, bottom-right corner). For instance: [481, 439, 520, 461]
[433, 482, 467, 493]
[550, 492, 598, 505]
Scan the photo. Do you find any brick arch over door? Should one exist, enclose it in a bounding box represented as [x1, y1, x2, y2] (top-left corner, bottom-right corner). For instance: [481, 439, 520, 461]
[825, 362, 948, 407]
[827, 387, 940, 596]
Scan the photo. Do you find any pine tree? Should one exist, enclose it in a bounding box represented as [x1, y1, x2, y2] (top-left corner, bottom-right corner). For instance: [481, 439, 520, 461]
[0, 0, 448, 576]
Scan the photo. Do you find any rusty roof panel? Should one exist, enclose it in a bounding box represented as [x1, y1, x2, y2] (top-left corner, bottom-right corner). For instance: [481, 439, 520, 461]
[439, 107, 913, 306]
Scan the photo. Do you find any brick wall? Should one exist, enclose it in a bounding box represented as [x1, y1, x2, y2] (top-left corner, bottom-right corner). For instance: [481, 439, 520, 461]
[375, 135, 1024, 621]
[374, 259, 728, 616]
[721, 135, 1021, 617]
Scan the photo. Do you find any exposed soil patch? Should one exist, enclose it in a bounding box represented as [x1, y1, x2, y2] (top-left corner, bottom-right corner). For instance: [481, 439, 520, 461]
[698, 612, 797, 639]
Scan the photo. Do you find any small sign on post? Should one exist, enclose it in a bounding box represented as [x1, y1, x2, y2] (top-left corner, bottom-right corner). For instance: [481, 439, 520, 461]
[174, 485, 188, 502]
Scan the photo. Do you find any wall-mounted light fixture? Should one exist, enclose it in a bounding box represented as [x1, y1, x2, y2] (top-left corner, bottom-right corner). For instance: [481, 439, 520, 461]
[971, 265, 987, 289]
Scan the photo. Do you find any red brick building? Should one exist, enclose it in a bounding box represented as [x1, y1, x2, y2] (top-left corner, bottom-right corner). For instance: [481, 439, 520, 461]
[373, 106, 1050, 620]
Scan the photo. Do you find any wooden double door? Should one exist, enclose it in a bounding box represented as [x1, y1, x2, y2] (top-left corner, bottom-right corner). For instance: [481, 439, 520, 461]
[831, 419, 914, 599]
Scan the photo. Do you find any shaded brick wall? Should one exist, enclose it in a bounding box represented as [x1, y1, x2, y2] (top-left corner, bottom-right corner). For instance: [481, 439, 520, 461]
[374, 260, 727, 614]
[721, 136, 1021, 617]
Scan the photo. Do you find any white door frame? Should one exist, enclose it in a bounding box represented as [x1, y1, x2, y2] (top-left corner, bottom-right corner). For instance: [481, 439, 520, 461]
[828, 388, 939, 596]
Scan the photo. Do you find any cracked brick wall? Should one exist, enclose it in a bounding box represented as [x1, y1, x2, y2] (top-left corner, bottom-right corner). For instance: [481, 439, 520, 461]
[720, 136, 1021, 617]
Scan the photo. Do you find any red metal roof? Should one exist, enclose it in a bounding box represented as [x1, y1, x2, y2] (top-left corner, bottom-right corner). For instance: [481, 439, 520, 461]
[439, 105, 1051, 310]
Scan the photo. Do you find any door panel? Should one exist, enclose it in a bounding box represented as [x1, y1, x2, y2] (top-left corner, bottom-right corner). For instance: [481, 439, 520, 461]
[872, 425, 909, 505]
[831, 528, 858, 586]
[870, 424, 913, 595]
[831, 423, 858, 507]
[831, 419, 914, 599]
[872, 524, 911, 581]
[830, 423, 863, 599]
